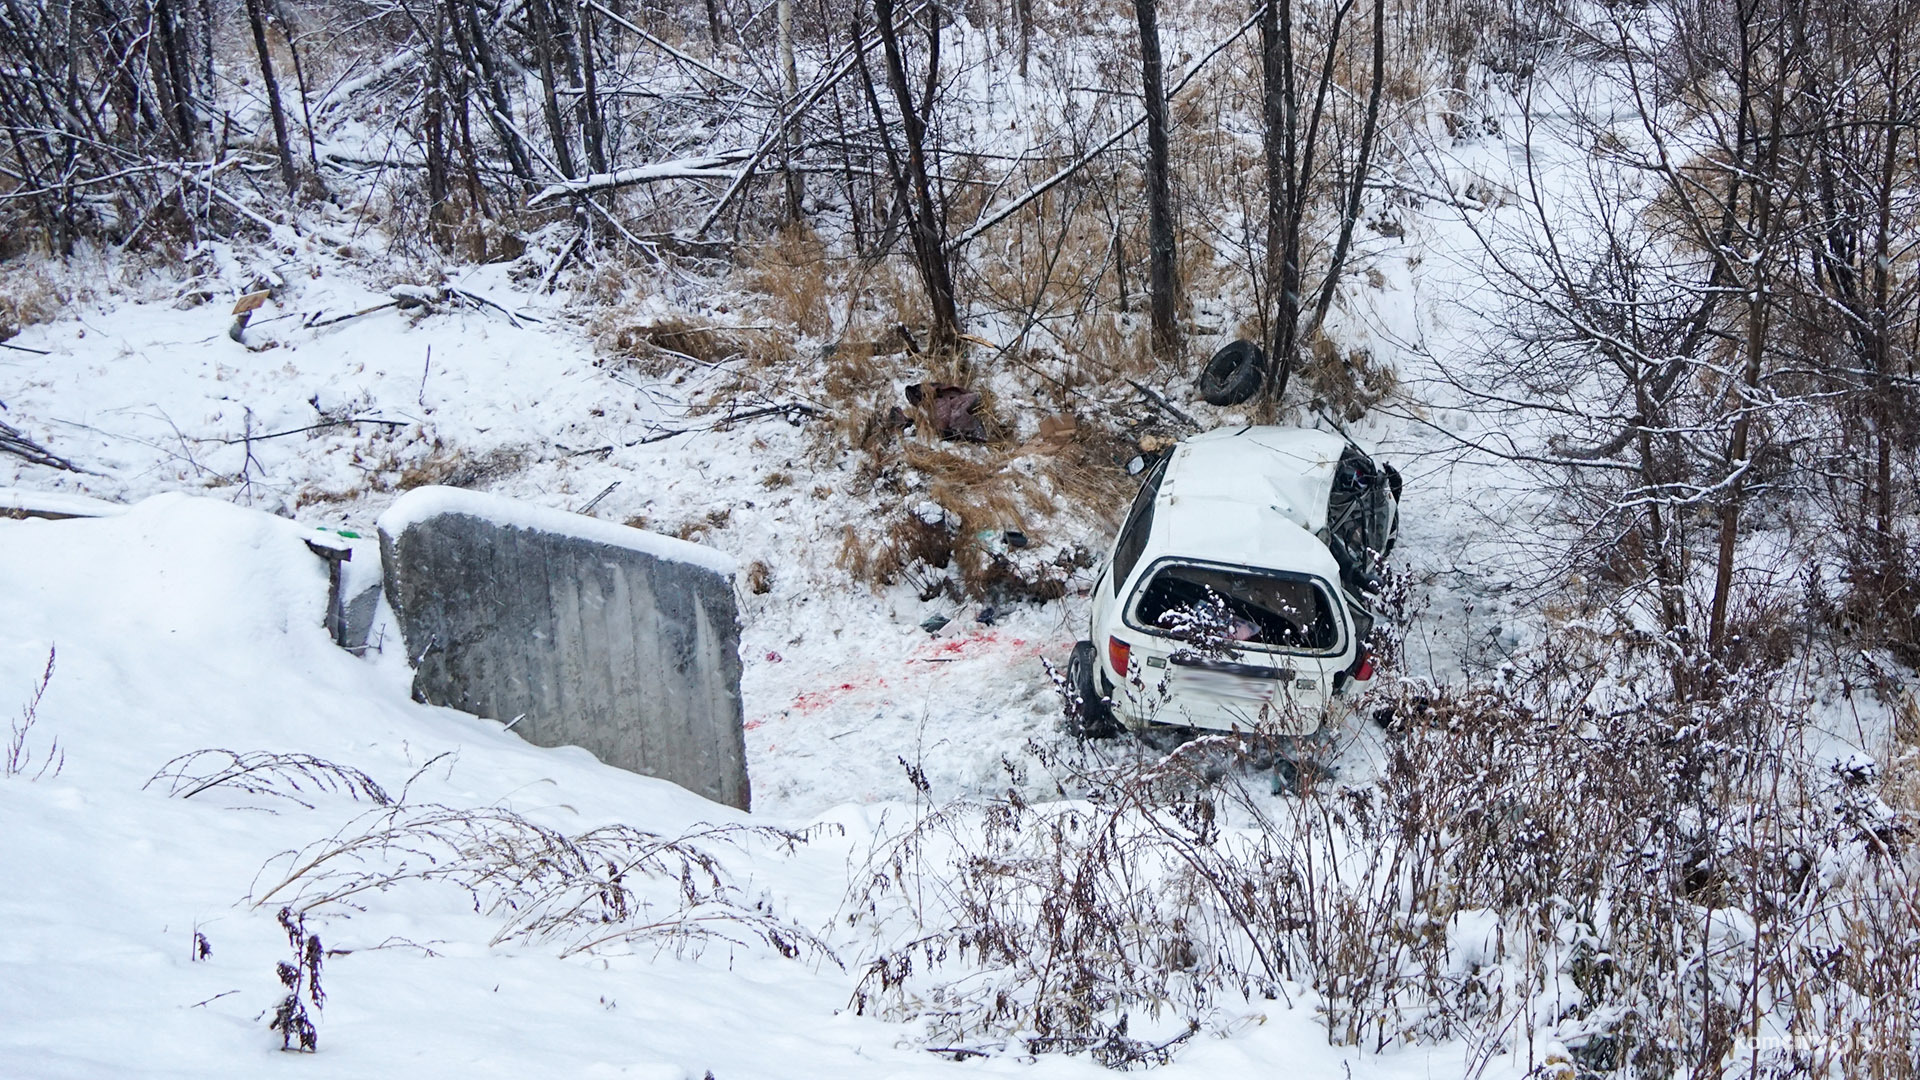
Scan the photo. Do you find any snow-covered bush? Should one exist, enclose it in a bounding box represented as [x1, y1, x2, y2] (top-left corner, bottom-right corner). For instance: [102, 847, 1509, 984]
[846, 657, 1920, 1075]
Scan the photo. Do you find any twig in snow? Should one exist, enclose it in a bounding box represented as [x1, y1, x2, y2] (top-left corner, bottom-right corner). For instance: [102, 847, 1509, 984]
[0, 417, 82, 472]
[575, 481, 620, 515]
[216, 417, 408, 444]
[1126, 379, 1200, 431]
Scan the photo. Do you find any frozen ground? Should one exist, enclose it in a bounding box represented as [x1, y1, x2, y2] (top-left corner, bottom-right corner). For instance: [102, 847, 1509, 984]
[0, 56, 1894, 1078]
[0, 483, 1505, 1079]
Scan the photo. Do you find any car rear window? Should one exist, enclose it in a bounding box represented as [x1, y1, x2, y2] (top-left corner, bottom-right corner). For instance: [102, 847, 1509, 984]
[1129, 562, 1340, 651]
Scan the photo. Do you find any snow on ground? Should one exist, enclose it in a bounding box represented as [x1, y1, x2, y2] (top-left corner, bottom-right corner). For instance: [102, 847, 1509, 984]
[0, 491, 1497, 1079]
[1, 41, 1897, 1076]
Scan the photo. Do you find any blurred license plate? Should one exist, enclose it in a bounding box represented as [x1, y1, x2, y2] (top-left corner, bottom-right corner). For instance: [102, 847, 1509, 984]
[1176, 666, 1280, 701]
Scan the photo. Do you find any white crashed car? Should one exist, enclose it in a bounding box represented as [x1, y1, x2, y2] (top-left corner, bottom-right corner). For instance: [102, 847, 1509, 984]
[1068, 426, 1400, 737]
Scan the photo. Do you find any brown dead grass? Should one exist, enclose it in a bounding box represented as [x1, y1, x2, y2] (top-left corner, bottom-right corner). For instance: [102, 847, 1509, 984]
[592, 313, 784, 377]
[744, 224, 833, 339]
[1299, 331, 1400, 421]
[0, 258, 71, 338]
[1887, 691, 1920, 814]
[397, 443, 529, 491]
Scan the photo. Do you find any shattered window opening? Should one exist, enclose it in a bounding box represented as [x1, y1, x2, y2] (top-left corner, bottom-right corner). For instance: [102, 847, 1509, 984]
[1129, 562, 1340, 653]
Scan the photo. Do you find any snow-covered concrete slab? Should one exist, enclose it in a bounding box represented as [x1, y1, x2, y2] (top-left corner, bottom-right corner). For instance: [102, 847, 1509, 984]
[378, 486, 749, 809]
[0, 487, 127, 520]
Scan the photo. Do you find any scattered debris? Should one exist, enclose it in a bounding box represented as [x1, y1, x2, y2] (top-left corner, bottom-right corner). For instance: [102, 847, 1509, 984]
[228, 289, 272, 343]
[904, 383, 987, 442]
[920, 613, 950, 634]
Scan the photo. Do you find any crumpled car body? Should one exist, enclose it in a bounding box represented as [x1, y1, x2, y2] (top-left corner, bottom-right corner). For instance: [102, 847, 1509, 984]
[1079, 426, 1399, 736]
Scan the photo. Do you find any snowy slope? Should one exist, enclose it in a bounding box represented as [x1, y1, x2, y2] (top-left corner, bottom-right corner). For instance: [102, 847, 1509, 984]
[0, 495, 1497, 1078]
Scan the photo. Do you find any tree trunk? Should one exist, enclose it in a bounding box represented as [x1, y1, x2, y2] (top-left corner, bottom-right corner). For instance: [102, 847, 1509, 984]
[1260, 0, 1297, 401]
[526, 0, 577, 179]
[1304, 0, 1385, 343]
[1016, 0, 1030, 77]
[779, 0, 804, 219]
[579, 1, 608, 175]
[243, 0, 299, 195]
[1134, 0, 1178, 358]
[448, 0, 535, 183]
[871, 0, 961, 352]
[1707, 5, 1795, 661]
[151, 0, 198, 153]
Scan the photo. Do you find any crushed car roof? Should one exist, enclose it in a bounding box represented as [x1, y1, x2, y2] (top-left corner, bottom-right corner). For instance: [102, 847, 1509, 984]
[1163, 426, 1346, 532]
[1145, 426, 1350, 580]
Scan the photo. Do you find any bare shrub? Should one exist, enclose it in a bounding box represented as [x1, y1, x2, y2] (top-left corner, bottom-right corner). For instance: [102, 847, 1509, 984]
[145, 749, 394, 809]
[6, 646, 62, 780]
[251, 804, 829, 961]
[847, 654, 1920, 1074]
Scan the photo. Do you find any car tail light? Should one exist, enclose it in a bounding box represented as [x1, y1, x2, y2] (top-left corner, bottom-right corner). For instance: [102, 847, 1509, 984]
[1352, 648, 1376, 682]
[1108, 636, 1131, 676]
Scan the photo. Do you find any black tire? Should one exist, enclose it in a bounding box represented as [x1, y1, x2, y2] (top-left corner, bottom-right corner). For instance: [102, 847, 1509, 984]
[1198, 339, 1266, 406]
[1066, 640, 1123, 738]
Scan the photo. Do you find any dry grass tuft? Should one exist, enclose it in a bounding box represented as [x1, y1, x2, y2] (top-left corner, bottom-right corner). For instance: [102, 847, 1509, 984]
[1887, 691, 1920, 814]
[398, 444, 529, 491]
[745, 224, 833, 338]
[593, 313, 783, 377]
[903, 442, 1047, 533]
[745, 560, 774, 595]
[1298, 331, 1398, 421]
[0, 258, 71, 338]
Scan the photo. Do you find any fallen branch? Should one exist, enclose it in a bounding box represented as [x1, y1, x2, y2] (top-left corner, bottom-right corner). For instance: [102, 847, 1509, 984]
[303, 300, 398, 329]
[449, 288, 541, 326]
[529, 150, 751, 207]
[218, 417, 408, 444]
[1126, 379, 1200, 431]
[0, 417, 81, 471]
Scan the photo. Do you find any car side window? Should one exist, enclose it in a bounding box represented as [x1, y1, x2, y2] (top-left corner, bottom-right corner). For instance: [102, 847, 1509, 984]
[1111, 454, 1169, 592]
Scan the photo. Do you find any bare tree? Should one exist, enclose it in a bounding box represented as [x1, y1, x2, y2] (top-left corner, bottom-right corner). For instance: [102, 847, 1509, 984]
[243, 0, 300, 194]
[1133, 0, 1178, 358]
[861, 0, 961, 352]
[1258, 0, 1387, 402]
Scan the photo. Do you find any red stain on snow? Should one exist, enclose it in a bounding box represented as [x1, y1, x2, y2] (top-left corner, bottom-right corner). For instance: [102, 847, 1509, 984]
[913, 631, 1053, 663]
[790, 678, 886, 712]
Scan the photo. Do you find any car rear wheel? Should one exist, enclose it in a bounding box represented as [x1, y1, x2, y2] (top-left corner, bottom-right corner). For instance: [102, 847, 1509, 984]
[1067, 640, 1123, 738]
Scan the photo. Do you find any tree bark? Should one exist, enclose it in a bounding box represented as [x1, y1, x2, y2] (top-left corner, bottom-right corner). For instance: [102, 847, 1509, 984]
[1134, 0, 1178, 358]
[871, 0, 961, 352]
[779, 0, 804, 219]
[243, 0, 299, 194]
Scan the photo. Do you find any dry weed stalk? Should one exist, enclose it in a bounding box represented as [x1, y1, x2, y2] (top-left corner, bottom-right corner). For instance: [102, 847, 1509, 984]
[6, 646, 62, 780]
[146, 749, 394, 809]
[251, 803, 829, 961]
[847, 648, 1920, 1076]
